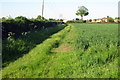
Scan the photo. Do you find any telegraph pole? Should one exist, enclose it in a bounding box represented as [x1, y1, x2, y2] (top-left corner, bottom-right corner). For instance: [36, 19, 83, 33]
[42, 0, 44, 19]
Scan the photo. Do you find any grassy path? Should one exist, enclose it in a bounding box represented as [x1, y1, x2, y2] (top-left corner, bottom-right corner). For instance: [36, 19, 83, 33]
[2, 23, 118, 78]
[2, 24, 73, 78]
[3, 24, 66, 67]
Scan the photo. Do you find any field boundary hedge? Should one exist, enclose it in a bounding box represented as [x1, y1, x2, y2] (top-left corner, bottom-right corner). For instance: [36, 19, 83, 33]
[2, 20, 65, 39]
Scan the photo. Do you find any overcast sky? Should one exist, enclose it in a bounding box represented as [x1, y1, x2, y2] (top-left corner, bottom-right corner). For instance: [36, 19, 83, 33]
[0, 0, 119, 20]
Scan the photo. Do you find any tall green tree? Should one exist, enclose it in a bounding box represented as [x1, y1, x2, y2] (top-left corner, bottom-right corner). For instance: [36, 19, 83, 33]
[76, 6, 89, 20]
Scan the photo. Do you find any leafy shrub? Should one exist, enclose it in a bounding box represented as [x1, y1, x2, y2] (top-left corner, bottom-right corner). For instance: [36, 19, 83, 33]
[107, 17, 114, 23]
[2, 16, 64, 39]
[75, 18, 80, 21]
[2, 24, 66, 67]
[66, 20, 74, 23]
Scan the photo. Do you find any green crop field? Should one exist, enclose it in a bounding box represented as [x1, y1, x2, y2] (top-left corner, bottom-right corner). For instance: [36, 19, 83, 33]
[2, 23, 118, 78]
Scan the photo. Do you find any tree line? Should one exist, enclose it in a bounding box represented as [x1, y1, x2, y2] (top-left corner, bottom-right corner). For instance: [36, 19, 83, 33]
[1, 16, 64, 39]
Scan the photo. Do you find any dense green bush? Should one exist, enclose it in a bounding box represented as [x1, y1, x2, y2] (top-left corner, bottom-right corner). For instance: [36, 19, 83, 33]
[66, 20, 75, 23]
[67, 19, 85, 23]
[107, 17, 114, 23]
[2, 22, 66, 67]
[75, 18, 80, 21]
[2, 16, 66, 67]
[2, 16, 64, 39]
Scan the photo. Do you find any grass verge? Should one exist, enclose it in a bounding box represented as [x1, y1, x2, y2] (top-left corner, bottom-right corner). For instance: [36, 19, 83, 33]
[2, 25, 72, 78]
[2, 24, 66, 67]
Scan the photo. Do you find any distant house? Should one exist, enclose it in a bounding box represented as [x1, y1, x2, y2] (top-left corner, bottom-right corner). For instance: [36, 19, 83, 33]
[114, 19, 118, 23]
[91, 19, 96, 23]
[101, 18, 108, 23]
[90, 17, 120, 23]
[96, 19, 102, 23]
[114, 19, 120, 23]
[91, 19, 102, 23]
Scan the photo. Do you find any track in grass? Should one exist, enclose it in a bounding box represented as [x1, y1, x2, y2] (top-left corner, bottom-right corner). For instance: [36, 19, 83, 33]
[2, 23, 118, 78]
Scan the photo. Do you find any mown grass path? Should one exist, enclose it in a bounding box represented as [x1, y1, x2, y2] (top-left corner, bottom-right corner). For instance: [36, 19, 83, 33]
[2, 23, 118, 78]
[3, 24, 66, 67]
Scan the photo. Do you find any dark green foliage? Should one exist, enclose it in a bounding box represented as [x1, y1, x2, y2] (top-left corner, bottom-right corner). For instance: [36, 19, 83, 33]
[15, 16, 28, 21]
[2, 16, 64, 39]
[76, 6, 89, 20]
[84, 12, 89, 16]
[67, 19, 84, 23]
[75, 18, 80, 21]
[107, 17, 114, 23]
[66, 20, 75, 23]
[1, 17, 7, 22]
[49, 18, 55, 21]
[2, 16, 66, 67]
[115, 17, 120, 19]
[2, 24, 66, 67]
[36, 15, 42, 20]
[89, 19, 92, 22]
